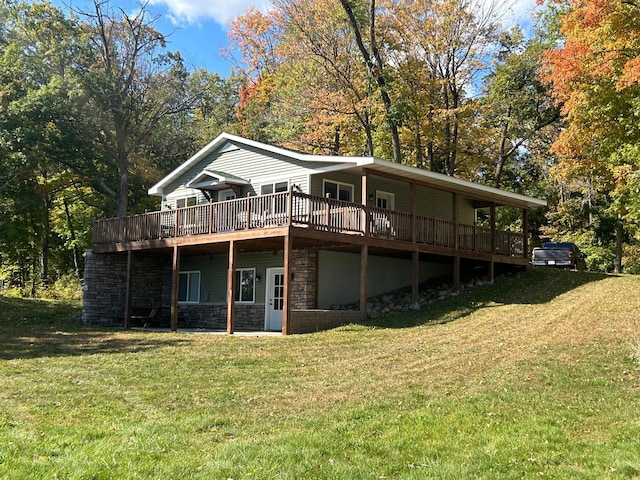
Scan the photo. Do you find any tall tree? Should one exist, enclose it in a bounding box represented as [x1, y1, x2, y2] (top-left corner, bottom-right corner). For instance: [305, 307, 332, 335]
[481, 27, 559, 188]
[78, 0, 194, 217]
[338, 0, 402, 163]
[542, 0, 640, 272]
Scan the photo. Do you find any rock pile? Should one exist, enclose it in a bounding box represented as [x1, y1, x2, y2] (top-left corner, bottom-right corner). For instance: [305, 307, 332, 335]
[332, 276, 494, 317]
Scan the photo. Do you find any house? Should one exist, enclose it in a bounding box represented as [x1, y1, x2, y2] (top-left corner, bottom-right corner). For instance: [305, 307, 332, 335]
[82, 133, 547, 334]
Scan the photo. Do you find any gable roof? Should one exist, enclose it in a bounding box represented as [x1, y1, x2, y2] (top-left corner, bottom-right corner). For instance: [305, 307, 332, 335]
[185, 169, 250, 191]
[149, 132, 546, 208]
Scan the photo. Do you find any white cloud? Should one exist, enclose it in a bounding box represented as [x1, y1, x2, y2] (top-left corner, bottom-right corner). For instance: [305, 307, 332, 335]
[148, 0, 272, 26]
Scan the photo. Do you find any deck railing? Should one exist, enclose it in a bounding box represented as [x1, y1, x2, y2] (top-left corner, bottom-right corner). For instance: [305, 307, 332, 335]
[93, 191, 525, 258]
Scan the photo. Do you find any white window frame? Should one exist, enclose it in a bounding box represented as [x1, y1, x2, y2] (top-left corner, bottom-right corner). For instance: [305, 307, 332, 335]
[323, 179, 354, 202]
[260, 180, 289, 195]
[178, 271, 201, 304]
[375, 190, 395, 210]
[175, 195, 197, 209]
[218, 188, 236, 202]
[233, 268, 256, 304]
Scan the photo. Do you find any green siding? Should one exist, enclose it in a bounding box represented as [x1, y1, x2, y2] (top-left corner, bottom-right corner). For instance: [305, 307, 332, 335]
[163, 141, 340, 201]
[180, 252, 283, 304]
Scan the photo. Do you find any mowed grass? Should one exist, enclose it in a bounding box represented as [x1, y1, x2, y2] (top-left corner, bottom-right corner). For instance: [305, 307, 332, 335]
[1, 269, 639, 479]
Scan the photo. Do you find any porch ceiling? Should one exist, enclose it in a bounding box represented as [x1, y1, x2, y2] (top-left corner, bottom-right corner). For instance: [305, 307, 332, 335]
[335, 161, 547, 209]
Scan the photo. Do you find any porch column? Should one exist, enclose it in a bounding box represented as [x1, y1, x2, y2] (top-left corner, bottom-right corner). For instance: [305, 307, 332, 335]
[124, 249, 133, 329]
[362, 168, 369, 237]
[490, 203, 497, 255]
[360, 244, 368, 315]
[453, 193, 459, 250]
[412, 250, 419, 303]
[170, 245, 180, 331]
[490, 202, 496, 282]
[226, 240, 236, 334]
[410, 182, 417, 243]
[282, 233, 292, 335]
[522, 207, 529, 259]
[453, 256, 461, 291]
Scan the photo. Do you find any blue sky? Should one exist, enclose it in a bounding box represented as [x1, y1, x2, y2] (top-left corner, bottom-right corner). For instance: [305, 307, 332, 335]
[52, 0, 272, 75]
[50, 0, 537, 77]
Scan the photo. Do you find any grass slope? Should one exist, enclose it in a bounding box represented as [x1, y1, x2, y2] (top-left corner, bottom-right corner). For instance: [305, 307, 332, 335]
[0, 269, 639, 479]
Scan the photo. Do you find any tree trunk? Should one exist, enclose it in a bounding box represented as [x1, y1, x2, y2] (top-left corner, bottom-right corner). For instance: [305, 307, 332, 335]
[64, 198, 82, 280]
[40, 194, 52, 289]
[614, 219, 623, 274]
[339, 0, 402, 163]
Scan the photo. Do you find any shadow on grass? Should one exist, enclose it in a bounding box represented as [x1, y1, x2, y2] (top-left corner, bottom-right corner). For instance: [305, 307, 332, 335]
[0, 297, 191, 360]
[363, 268, 613, 330]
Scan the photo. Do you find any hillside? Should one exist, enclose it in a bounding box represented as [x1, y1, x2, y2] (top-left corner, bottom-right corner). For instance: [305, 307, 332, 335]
[0, 269, 639, 479]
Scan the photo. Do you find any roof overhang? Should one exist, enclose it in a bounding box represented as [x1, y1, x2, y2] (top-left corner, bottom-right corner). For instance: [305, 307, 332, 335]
[148, 132, 547, 209]
[185, 169, 249, 191]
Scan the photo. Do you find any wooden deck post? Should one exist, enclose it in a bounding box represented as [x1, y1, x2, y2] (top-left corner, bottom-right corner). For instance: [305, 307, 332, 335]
[453, 193, 459, 250]
[362, 169, 369, 237]
[227, 240, 236, 335]
[453, 256, 461, 291]
[170, 245, 180, 331]
[124, 249, 133, 329]
[522, 207, 529, 259]
[245, 192, 252, 229]
[360, 244, 368, 315]
[282, 233, 292, 335]
[412, 250, 419, 303]
[490, 203, 497, 255]
[410, 182, 417, 243]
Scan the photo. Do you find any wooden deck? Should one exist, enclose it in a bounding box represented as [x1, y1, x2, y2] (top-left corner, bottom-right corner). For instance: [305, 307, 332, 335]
[92, 191, 525, 260]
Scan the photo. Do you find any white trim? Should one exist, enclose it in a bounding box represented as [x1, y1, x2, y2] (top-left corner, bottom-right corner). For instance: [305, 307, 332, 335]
[375, 190, 395, 210]
[323, 179, 355, 202]
[264, 267, 285, 332]
[148, 132, 546, 208]
[234, 268, 256, 304]
[260, 179, 289, 195]
[218, 188, 236, 201]
[178, 271, 201, 304]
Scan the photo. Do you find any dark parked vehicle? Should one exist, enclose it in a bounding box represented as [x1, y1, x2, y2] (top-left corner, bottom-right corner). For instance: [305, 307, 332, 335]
[531, 242, 587, 270]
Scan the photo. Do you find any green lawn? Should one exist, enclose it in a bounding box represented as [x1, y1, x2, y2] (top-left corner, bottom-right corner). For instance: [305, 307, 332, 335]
[1, 269, 639, 479]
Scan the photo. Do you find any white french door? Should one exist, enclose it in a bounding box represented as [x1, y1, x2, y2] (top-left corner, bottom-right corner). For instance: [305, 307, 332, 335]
[265, 268, 284, 331]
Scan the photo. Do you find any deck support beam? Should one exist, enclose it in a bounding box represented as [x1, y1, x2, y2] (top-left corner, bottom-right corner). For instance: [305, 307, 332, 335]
[412, 250, 419, 303]
[227, 240, 236, 334]
[522, 208, 529, 259]
[170, 245, 180, 331]
[360, 244, 368, 315]
[124, 249, 133, 329]
[282, 233, 292, 335]
[453, 256, 461, 291]
[362, 168, 370, 236]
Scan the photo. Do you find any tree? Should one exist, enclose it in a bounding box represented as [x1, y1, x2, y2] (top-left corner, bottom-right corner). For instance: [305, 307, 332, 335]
[542, 0, 640, 272]
[0, 1, 91, 289]
[78, 0, 195, 217]
[481, 27, 559, 188]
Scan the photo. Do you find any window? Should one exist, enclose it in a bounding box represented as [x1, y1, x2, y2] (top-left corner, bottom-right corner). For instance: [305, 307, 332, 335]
[178, 271, 200, 303]
[218, 189, 236, 201]
[176, 195, 197, 208]
[260, 181, 288, 195]
[261, 181, 289, 215]
[323, 180, 353, 202]
[376, 190, 395, 210]
[234, 268, 255, 303]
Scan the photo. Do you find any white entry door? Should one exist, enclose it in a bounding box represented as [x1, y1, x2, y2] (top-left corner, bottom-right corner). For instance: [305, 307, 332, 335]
[265, 268, 285, 331]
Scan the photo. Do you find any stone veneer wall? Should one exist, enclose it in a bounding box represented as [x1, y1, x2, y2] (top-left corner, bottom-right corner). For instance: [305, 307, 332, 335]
[289, 310, 365, 334]
[291, 248, 317, 310]
[177, 304, 265, 331]
[83, 247, 319, 330]
[82, 249, 170, 326]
